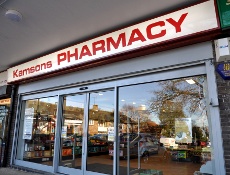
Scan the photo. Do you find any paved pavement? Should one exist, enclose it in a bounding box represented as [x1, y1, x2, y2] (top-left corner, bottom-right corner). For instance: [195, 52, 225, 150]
[0, 167, 49, 175]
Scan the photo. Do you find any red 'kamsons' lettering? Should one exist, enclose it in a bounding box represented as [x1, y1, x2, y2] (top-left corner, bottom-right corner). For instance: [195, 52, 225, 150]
[57, 13, 188, 66]
[13, 61, 52, 78]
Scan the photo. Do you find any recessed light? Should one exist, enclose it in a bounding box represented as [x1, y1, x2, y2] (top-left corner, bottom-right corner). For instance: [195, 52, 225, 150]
[5, 9, 22, 22]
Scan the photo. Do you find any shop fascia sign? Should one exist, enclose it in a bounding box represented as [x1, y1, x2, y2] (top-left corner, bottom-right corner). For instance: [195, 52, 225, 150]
[7, 0, 218, 83]
[0, 71, 7, 86]
[217, 0, 230, 29]
[0, 98, 10, 105]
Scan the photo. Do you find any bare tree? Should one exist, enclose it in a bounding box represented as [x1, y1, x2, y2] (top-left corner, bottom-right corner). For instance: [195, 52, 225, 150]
[148, 77, 206, 137]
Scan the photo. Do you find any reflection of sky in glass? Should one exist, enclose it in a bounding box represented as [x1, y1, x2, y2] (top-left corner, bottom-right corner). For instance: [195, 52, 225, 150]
[119, 84, 160, 124]
[64, 91, 114, 112]
[119, 76, 208, 126]
[90, 91, 114, 112]
[39, 96, 58, 104]
[119, 84, 159, 107]
[65, 94, 84, 108]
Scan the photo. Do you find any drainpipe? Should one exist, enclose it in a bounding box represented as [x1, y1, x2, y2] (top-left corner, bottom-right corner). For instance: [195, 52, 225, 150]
[2, 85, 15, 167]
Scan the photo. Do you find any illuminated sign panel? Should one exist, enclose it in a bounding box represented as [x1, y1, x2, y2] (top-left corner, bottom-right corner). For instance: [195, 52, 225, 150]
[8, 1, 218, 82]
[217, 62, 230, 80]
[217, 0, 230, 29]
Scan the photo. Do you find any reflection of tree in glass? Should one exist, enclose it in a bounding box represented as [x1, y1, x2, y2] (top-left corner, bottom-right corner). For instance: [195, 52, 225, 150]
[159, 101, 186, 137]
[150, 78, 205, 114]
[119, 104, 138, 133]
[192, 126, 208, 142]
[148, 77, 206, 137]
[120, 104, 159, 134]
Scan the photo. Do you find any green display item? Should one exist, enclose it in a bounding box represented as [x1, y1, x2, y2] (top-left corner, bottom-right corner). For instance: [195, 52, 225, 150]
[217, 0, 230, 29]
[76, 137, 82, 142]
[178, 150, 186, 159]
[99, 146, 108, 152]
[75, 149, 82, 154]
[88, 146, 99, 153]
[72, 147, 82, 155]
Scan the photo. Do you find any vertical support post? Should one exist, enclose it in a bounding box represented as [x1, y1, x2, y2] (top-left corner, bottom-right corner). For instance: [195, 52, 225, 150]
[205, 60, 225, 175]
[114, 86, 118, 175]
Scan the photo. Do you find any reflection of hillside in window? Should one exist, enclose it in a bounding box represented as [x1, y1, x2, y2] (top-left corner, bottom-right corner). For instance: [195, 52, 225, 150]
[63, 105, 84, 120]
[27, 99, 57, 116]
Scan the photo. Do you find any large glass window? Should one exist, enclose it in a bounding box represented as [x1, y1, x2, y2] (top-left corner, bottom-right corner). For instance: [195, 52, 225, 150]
[118, 75, 213, 175]
[16, 96, 58, 166]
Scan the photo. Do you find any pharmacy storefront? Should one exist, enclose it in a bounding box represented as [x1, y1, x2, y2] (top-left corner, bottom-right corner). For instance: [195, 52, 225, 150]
[7, 1, 225, 175]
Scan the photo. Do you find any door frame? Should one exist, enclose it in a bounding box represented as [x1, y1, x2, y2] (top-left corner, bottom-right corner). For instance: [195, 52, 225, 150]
[56, 89, 115, 175]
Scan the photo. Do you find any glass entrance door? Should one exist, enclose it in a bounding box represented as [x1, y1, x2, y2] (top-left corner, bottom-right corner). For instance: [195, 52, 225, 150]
[86, 90, 114, 175]
[58, 94, 85, 174]
[58, 90, 114, 175]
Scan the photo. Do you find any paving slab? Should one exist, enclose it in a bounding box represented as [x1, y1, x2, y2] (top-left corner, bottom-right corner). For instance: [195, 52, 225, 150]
[0, 167, 48, 175]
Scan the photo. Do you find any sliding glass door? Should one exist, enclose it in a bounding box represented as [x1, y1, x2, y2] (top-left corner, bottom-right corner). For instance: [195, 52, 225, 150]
[57, 90, 114, 175]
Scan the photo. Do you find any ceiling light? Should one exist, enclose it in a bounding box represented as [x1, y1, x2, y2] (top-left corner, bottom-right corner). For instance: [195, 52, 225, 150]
[186, 79, 195, 84]
[5, 9, 22, 22]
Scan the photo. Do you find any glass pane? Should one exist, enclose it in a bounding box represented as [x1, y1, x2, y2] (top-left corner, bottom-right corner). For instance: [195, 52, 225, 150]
[0, 98, 10, 139]
[118, 76, 214, 175]
[59, 94, 85, 169]
[86, 90, 114, 174]
[16, 96, 58, 166]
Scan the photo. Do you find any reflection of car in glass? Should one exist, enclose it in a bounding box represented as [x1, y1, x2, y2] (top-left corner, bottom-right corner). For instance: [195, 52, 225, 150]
[139, 134, 159, 157]
[89, 134, 108, 145]
[109, 133, 159, 159]
[62, 139, 72, 146]
[90, 134, 108, 141]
